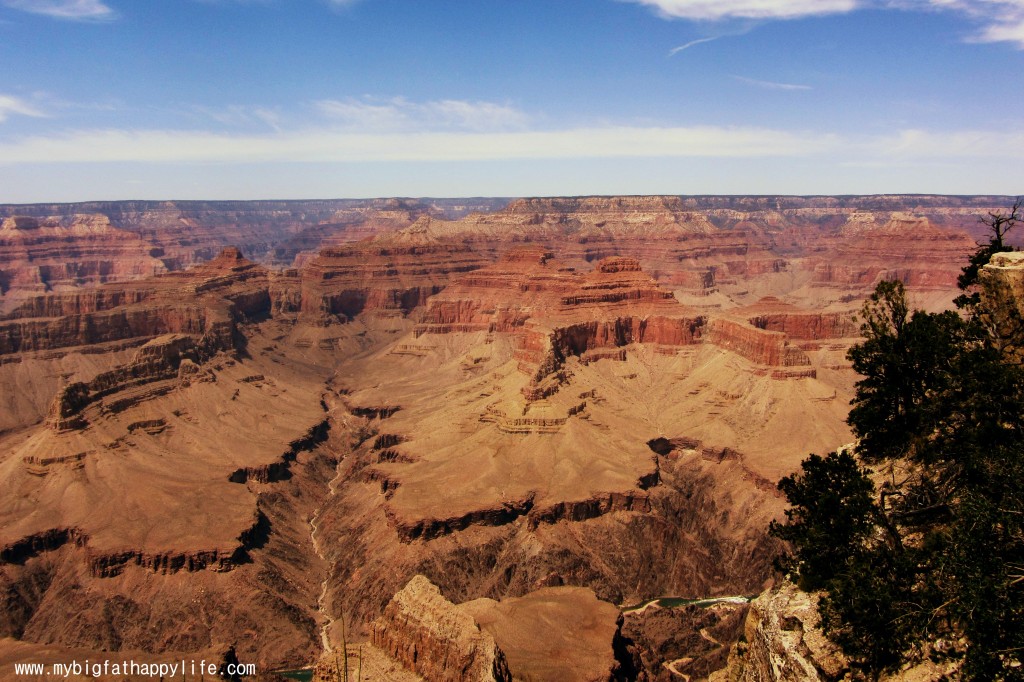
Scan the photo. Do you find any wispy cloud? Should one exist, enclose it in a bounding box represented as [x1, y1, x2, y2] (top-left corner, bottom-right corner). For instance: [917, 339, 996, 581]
[919, 0, 1024, 47]
[191, 104, 283, 131]
[626, 0, 1024, 48]
[732, 75, 812, 90]
[0, 125, 845, 164]
[2, 122, 1022, 166]
[623, 0, 857, 21]
[0, 94, 46, 122]
[314, 97, 530, 132]
[668, 36, 717, 55]
[2, 0, 115, 20]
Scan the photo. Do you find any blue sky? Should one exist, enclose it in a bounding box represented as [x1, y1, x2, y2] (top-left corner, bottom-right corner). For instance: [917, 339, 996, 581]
[0, 0, 1022, 201]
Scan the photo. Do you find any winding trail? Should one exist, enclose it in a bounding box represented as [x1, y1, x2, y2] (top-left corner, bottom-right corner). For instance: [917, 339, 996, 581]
[664, 657, 692, 680]
[661, 630, 721, 680]
[699, 626, 721, 647]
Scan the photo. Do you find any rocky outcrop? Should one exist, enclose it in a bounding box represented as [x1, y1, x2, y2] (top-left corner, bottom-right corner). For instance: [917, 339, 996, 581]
[725, 582, 848, 681]
[979, 250, 1024, 362]
[0, 508, 268, 578]
[707, 319, 812, 368]
[297, 243, 488, 323]
[525, 490, 652, 529]
[0, 527, 88, 564]
[370, 575, 512, 682]
[385, 496, 537, 543]
[719, 582, 962, 682]
[747, 308, 859, 341]
[47, 334, 205, 430]
[548, 315, 705, 359]
[0, 247, 269, 356]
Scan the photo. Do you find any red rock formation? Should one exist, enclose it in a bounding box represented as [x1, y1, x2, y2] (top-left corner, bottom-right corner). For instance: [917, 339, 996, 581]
[0, 215, 166, 303]
[706, 319, 811, 368]
[385, 495, 537, 543]
[807, 213, 974, 290]
[297, 243, 489, 323]
[748, 311, 859, 340]
[0, 247, 269, 356]
[526, 490, 653, 529]
[46, 334, 202, 430]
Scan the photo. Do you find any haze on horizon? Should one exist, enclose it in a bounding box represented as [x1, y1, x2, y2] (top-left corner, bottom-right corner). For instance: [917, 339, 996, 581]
[1, 0, 1022, 202]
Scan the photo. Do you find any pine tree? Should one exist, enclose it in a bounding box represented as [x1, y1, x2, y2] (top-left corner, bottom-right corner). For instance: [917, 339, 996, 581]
[772, 201, 1024, 679]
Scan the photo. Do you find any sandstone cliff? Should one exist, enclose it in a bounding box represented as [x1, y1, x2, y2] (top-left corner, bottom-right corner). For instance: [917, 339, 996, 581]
[370, 575, 512, 682]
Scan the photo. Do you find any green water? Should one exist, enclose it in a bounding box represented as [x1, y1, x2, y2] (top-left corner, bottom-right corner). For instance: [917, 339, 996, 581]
[274, 669, 313, 681]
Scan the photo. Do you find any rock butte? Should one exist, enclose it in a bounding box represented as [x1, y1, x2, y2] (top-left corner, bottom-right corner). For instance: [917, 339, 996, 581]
[0, 195, 1015, 679]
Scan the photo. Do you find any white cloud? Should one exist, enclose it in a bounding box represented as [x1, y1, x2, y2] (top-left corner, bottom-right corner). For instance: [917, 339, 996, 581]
[623, 0, 857, 20]
[0, 94, 45, 122]
[977, 17, 1024, 42]
[732, 75, 812, 90]
[1, 120, 1020, 169]
[314, 97, 530, 132]
[2, 0, 114, 20]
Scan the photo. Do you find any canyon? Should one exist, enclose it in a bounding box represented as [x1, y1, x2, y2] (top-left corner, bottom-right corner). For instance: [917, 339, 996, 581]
[0, 195, 1011, 680]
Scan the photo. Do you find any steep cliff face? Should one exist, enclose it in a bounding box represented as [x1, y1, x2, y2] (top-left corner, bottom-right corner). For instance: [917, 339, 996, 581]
[706, 319, 811, 368]
[979, 250, 1024, 362]
[0, 215, 166, 305]
[297, 242, 489, 323]
[0, 247, 268, 357]
[370, 575, 512, 682]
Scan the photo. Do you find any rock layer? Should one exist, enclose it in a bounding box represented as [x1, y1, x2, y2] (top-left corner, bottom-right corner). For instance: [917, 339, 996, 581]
[370, 575, 512, 682]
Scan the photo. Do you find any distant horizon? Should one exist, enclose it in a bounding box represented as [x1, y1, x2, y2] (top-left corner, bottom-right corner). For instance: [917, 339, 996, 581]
[1, 191, 1022, 208]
